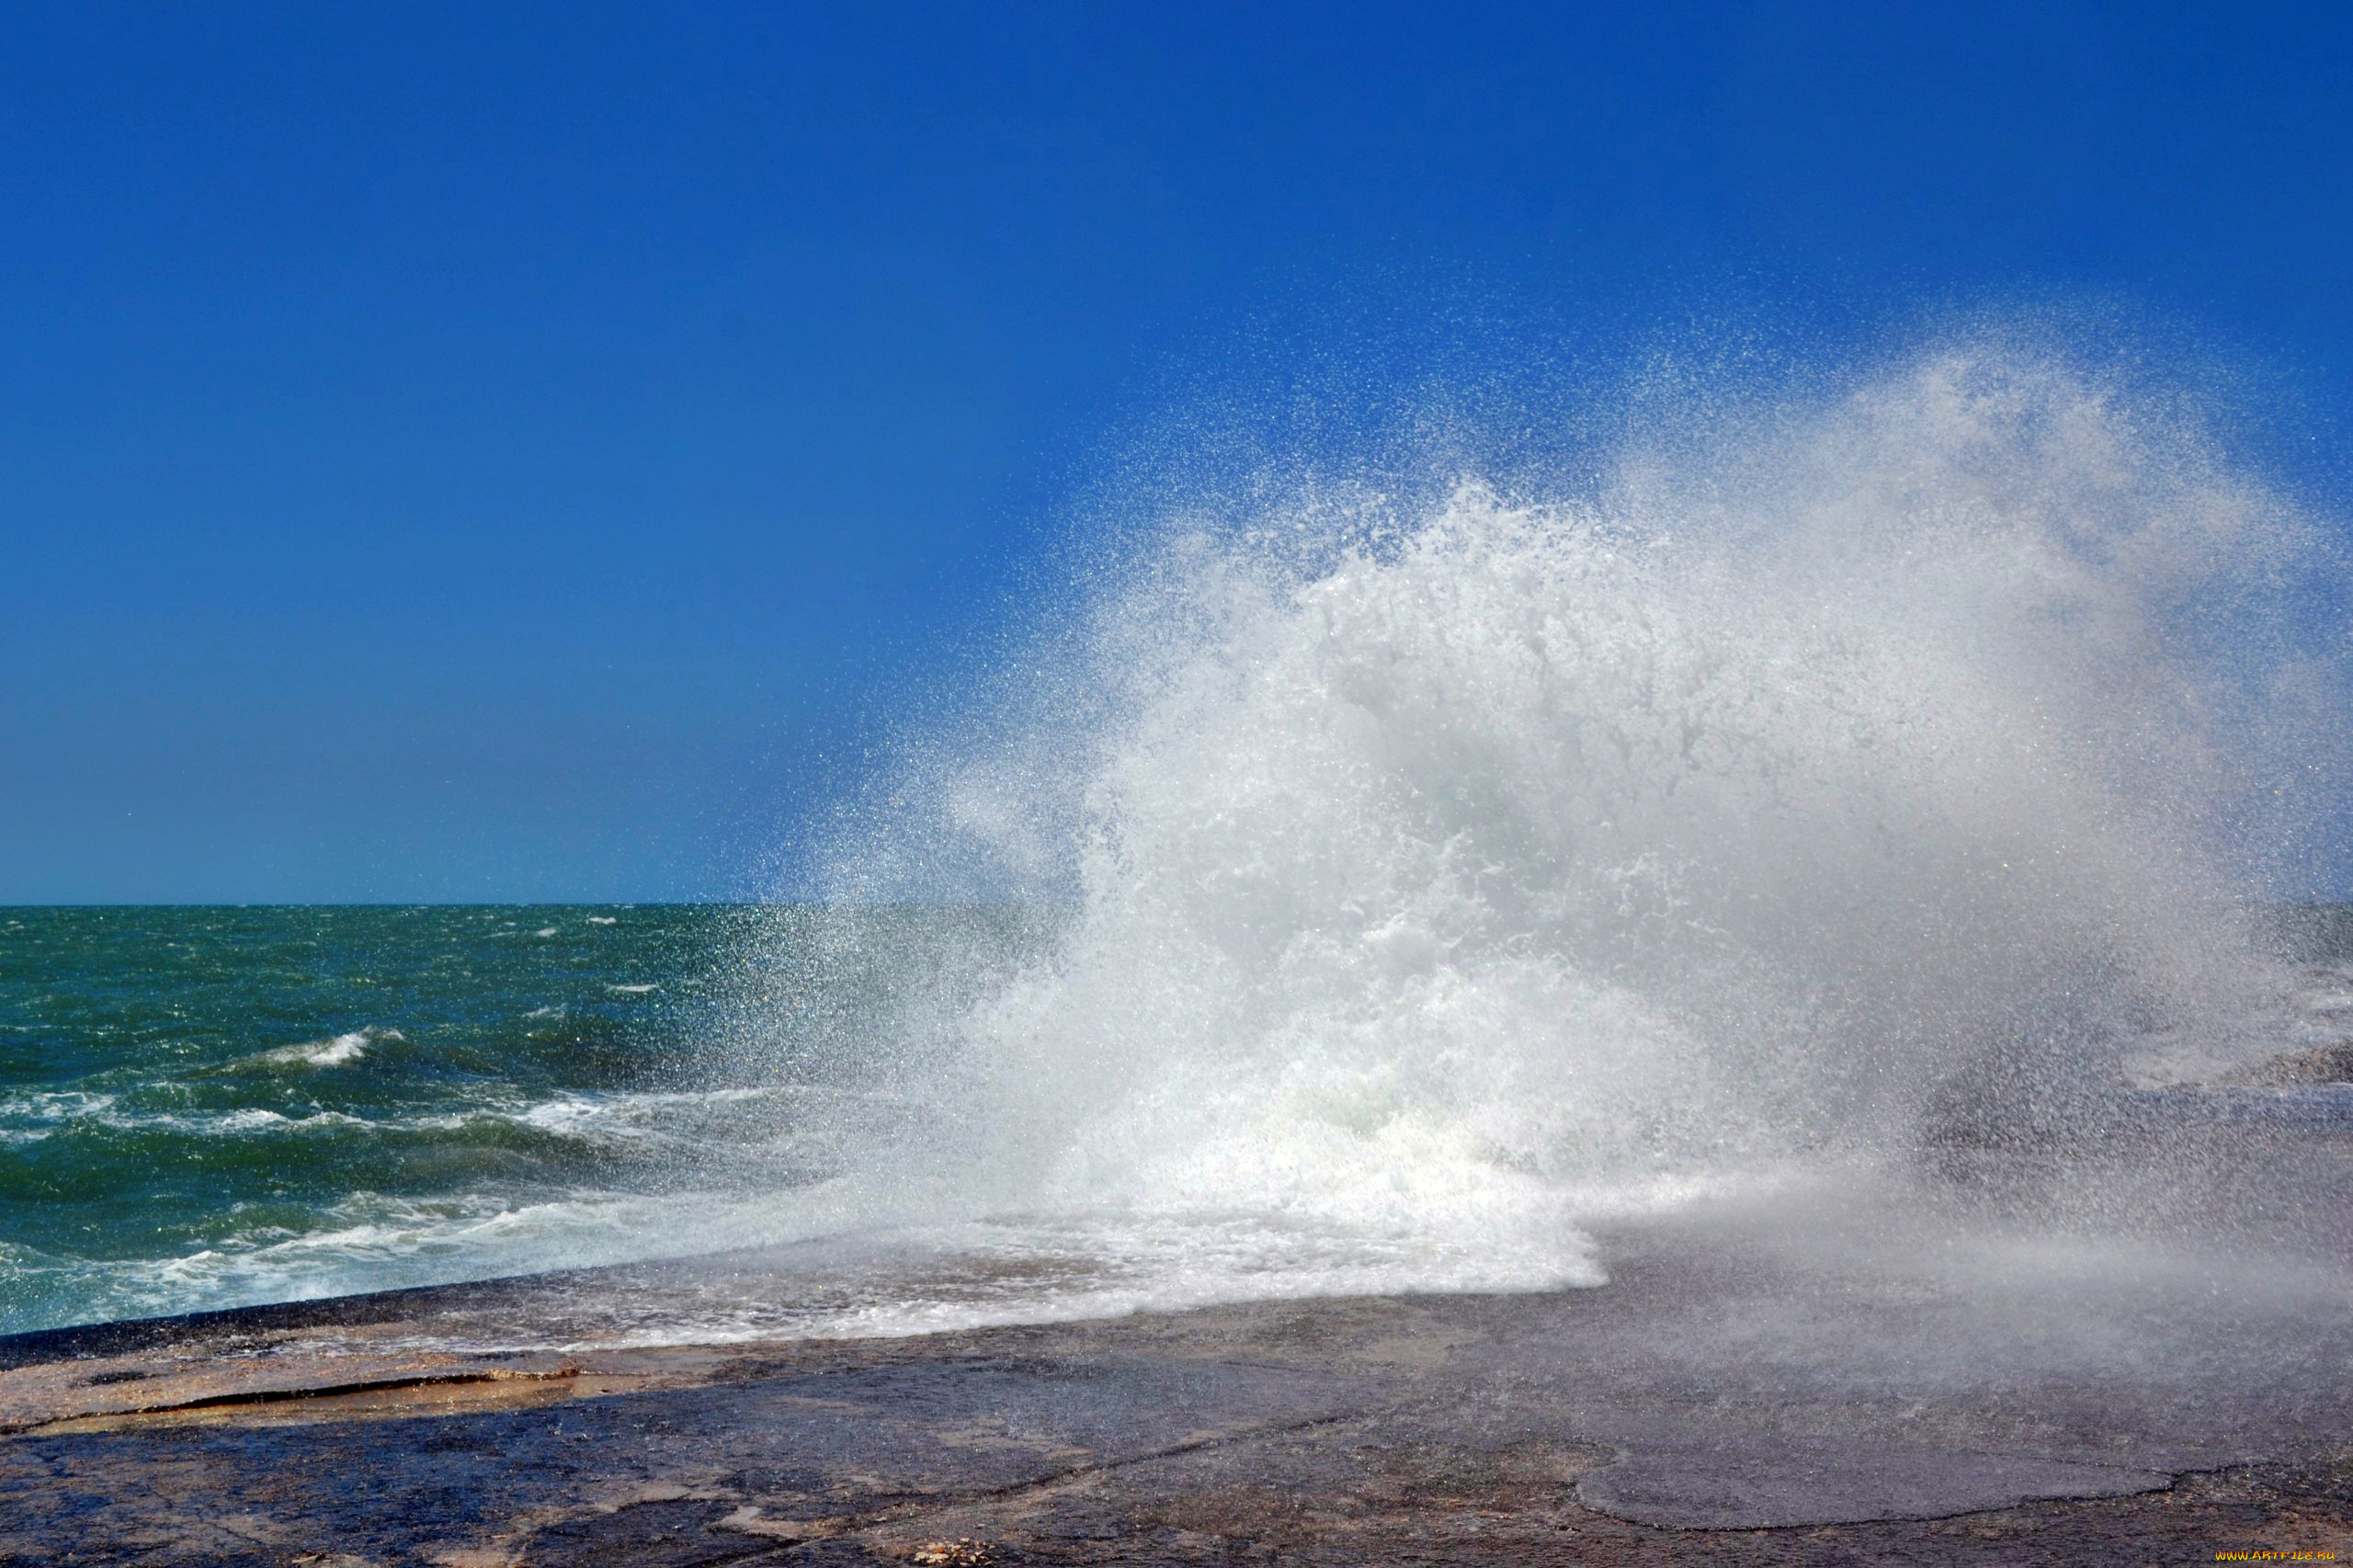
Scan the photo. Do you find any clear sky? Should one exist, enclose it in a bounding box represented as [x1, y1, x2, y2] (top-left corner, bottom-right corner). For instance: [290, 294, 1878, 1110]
[4, 1, 2348, 903]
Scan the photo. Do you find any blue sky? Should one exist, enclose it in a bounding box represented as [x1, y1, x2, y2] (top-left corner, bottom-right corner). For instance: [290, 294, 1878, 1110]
[3, 1, 2348, 902]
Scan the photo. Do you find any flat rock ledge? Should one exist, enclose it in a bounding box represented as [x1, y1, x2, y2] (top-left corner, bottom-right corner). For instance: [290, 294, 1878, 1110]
[3, 1244, 2349, 1566]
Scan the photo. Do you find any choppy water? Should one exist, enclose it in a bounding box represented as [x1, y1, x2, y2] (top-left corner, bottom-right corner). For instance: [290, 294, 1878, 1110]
[0, 905, 811, 1333]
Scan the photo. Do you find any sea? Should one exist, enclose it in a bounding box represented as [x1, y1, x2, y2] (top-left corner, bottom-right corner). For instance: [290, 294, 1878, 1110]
[0, 905, 761, 1335]
[10, 345, 2353, 1345]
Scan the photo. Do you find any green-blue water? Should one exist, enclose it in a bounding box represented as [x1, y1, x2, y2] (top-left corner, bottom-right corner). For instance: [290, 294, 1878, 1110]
[0, 905, 776, 1335]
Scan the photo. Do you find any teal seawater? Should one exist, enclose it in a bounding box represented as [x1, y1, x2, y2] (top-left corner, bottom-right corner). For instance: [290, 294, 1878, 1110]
[0, 905, 760, 1335]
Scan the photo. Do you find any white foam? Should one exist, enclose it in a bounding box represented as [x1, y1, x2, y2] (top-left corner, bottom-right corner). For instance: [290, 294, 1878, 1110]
[51, 1187, 832, 1325]
[0, 1090, 117, 1125]
[227, 1027, 400, 1073]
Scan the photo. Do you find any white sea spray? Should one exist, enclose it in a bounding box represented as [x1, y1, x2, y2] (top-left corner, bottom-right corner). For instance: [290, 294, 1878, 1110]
[761, 341, 2351, 1305]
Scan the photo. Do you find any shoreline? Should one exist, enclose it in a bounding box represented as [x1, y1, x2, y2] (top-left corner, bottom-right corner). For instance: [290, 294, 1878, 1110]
[6, 1191, 2351, 1564]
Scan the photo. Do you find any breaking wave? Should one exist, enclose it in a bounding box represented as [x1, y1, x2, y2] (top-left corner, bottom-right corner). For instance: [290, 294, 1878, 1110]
[749, 338, 2351, 1304]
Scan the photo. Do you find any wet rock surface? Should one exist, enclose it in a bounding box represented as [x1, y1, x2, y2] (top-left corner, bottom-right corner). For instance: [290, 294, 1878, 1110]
[4, 1164, 2350, 1564]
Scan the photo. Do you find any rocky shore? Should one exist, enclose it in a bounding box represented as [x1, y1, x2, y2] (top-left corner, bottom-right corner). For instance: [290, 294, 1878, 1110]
[6, 1159, 2351, 1566]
